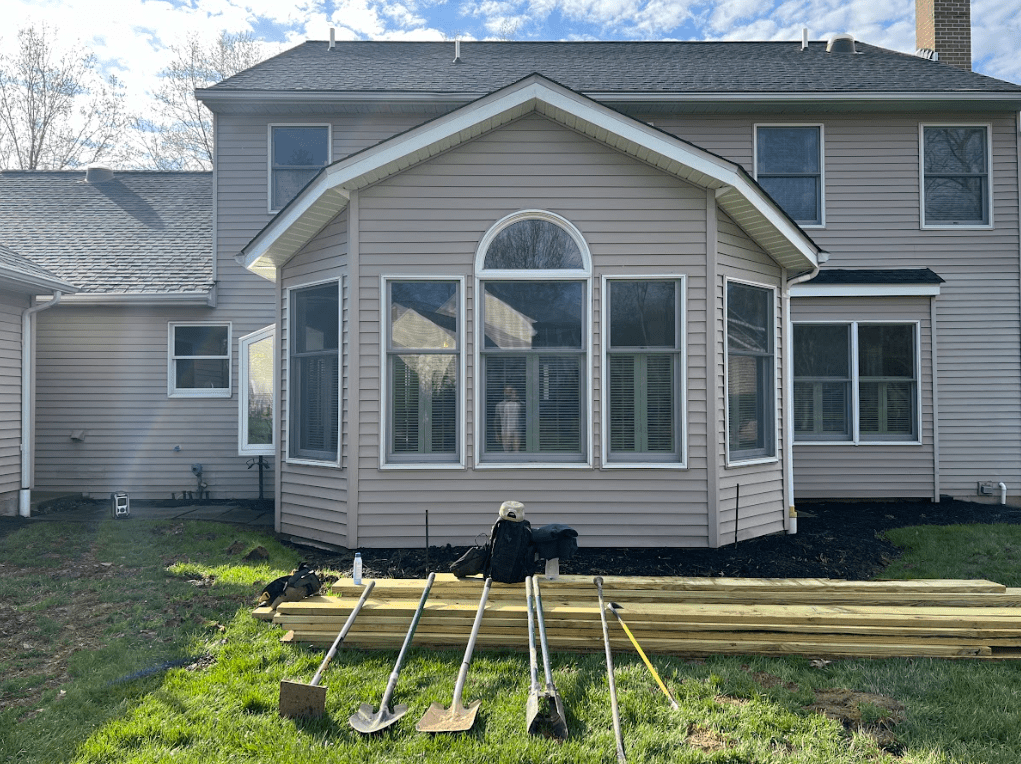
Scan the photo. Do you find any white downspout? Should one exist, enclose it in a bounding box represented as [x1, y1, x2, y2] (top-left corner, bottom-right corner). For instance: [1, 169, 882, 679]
[999, 482, 1007, 505]
[20, 292, 63, 517]
[783, 257, 826, 534]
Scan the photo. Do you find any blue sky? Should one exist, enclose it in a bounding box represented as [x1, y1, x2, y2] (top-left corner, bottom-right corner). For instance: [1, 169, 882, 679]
[3, 0, 1019, 116]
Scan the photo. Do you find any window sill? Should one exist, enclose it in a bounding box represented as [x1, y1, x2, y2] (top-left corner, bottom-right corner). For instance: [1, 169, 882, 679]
[475, 461, 593, 470]
[285, 456, 341, 467]
[794, 440, 922, 447]
[725, 456, 779, 468]
[601, 462, 688, 470]
[169, 390, 232, 399]
[921, 223, 992, 231]
[380, 462, 465, 471]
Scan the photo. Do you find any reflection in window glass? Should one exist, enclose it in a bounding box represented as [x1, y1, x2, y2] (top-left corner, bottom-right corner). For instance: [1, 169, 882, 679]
[727, 282, 774, 459]
[245, 334, 273, 448]
[793, 324, 851, 439]
[923, 126, 988, 225]
[290, 284, 338, 460]
[483, 218, 584, 270]
[858, 324, 916, 439]
[756, 126, 822, 225]
[271, 126, 329, 210]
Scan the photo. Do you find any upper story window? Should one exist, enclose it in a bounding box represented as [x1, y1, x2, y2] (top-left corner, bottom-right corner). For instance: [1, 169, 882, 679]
[755, 125, 823, 227]
[477, 212, 590, 464]
[289, 282, 339, 462]
[270, 125, 330, 212]
[169, 323, 231, 398]
[726, 280, 775, 462]
[921, 125, 990, 227]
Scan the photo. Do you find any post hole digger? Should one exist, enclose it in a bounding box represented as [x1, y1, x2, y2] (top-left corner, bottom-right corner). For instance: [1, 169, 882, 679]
[279, 579, 376, 719]
[349, 572, 436, 734]
[525, 576, 568, 740]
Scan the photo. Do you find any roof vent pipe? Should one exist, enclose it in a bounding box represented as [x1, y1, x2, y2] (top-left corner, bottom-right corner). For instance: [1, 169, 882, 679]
[802, 28, 808, 51]
[826, 34, 857, 54]
[329, 28, 335, 50]
[453, 38, 461, 63]
[85, 164, 113, 183]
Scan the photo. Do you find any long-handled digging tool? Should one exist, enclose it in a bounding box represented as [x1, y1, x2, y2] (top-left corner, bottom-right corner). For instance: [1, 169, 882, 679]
[416, 577, 493, 733]
[595, 577, 626, 764]
[279, 579, 376, 718]
[607, 602, 680, 711]
[531, 575, 569, 740]
[349, 572, 436, 734]
[525, 576, 567, 739]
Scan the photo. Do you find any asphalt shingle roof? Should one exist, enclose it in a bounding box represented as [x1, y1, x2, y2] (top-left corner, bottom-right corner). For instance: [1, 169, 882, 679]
[205, 41, 1021, 96]
[0, 171, 212, 295]
[0, 242, 76, 290]
[811, 268, 945, 284]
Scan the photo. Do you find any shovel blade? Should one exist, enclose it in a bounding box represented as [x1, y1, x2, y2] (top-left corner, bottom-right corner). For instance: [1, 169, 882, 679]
[416, 699, 481, 733]
[348, 701, 409, 734]
[526, 689, 568, 740]
[278, 680, 327, 719]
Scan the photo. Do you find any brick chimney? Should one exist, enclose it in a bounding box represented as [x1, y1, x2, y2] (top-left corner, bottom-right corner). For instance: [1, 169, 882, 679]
[916, 0, 972, 71]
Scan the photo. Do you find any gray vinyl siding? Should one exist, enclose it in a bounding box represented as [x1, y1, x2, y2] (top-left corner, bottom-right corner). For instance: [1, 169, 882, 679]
[791, 296, 936, 500]
[717, 212, 787, 542]
[0, 291, 26, 513]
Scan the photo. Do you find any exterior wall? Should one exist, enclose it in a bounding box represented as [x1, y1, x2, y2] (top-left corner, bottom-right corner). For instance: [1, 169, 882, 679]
[791, 295, 937, 500]
[0, 290, 27, 515]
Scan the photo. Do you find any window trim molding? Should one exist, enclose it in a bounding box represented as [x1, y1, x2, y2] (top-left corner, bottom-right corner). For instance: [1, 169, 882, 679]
[379, 274, 466, 470]
[600, 274, 688, 470]
[284, 278, 341, 466]
[918, 122, 993, 230]
[238, 325, 275, 456]
[753, 122, 826, 229]
[792, 320, 922, 447]
[724, 277, 780, 467]
[474, 209, 592, 277]
[267, 122, 333, 214]
[167, 322, 232, 399]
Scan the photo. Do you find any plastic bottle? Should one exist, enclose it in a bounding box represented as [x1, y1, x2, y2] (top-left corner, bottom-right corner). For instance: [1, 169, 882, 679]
[353, 552, 362, 585]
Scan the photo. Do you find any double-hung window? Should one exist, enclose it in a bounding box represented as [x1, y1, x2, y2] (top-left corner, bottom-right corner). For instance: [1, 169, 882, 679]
[921, 125, 990, 227]
[755, 125, 823, 226]
[169, 323, 230, 397]
[478, 213, 589, 464]
[290, 282, 339, 461]
[270, 125, 330, 212]
[726, 281, 775, 461]
[385, 279, 461, 464]
[794, 323, 918, 443]
[605, 278, 684, 464]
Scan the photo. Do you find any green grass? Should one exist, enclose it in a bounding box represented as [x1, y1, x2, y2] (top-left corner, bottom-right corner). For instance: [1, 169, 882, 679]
[880, 523, 1021, 585]
[3, 517, 1021, 763]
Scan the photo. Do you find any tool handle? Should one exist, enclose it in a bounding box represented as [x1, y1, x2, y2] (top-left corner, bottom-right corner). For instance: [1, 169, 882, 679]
[525, 576, 540, 688]
[310, 579, 375, 687]
[595, 577, 626, 763]
[610, 607, 680, 711]
[533, 576, 556, 688]
[379, 571, 435, 709]
[451, 577, 492, 706]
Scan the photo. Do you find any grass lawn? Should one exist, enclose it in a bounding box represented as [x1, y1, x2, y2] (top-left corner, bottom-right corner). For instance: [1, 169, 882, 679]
[2, 516, 1021, 763]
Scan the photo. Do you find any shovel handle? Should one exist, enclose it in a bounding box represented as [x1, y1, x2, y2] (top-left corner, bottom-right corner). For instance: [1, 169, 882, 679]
[379, 571, 436, 710]
[310, 579, 375, 687]
[595, 577, 626, 764]
[525, 577, 540, 689]
[450, 577, 492, 707]
[532, 576, 555, 689]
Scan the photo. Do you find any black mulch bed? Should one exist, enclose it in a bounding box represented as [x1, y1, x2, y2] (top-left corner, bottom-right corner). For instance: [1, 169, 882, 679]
[290, 498, 1021, 582]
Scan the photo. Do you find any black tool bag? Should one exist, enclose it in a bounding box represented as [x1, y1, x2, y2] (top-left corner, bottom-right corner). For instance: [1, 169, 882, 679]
[484, 518, 534, 583]
[532, 524, 579, 562]
[450, 544, 490, 578]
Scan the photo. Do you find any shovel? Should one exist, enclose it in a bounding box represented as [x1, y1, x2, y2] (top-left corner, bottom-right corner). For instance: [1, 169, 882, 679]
[595, 577, 626, 763]
[349, 572, 436, 734]
[416, 577, 493, 733]
[525, 576, 568, 740]
[279, 579, 376, 718]
[531, 575, 569, 739]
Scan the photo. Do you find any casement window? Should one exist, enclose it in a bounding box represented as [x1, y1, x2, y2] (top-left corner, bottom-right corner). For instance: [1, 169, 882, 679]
[169, 323, 231, 397]
[270, 125, 330, 212]
[726, 281, 775, 461]
[477, 212, 589, 464]
[384, 279, 461, 464]
[289, 282, 339, 461]
[794, 323, 918, 443]
[605, 278, 684, 464]
[239, 326, 274, 456]
[921, 125, 990, 227]
[755, 125, 823, 226]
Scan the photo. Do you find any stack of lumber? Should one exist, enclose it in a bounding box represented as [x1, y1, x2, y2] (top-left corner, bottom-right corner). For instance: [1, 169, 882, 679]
[254, 574, 1021, 660]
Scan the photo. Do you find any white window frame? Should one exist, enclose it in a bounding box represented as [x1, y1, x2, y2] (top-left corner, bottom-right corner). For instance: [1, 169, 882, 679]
[168, 322, 232, 399]
[285, 278, 341, 466]
[474, 210, 593, 469]
[601, 274, 687, 469]
[919, 123, 993, 230]
[753, 123, 825, 228]
[380, 275, 466, 470]
[238, 325, 275, 456]
[792, 320, 922, 446]
[724, 278, 779, 467]
[267, 123, 332, 214]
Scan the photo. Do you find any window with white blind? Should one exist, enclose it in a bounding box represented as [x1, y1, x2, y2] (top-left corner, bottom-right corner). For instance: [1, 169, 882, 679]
[793, 322, 918, 443]
[726, 281, 775, 462]
[289, 282, 339, 462]
[385, 279, 460, 464]
[605, 278, 683, 464]
[477, 212, 589, 464]
[921, 125, 990, 227]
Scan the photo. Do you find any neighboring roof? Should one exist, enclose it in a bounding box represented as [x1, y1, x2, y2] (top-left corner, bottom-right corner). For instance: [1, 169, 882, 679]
[198, 40, 1021, 113]
[0, 243, 78, 294]
[239, 74, 822, 280]
[0, 171, 212, 302]
[810, 268, 945, 285]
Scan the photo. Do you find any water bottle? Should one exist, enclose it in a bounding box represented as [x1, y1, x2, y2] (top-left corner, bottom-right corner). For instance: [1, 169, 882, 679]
[353, 552, 362, 585]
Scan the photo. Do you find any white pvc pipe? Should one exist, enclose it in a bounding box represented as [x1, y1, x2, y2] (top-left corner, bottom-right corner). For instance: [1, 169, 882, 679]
[999, 482, 1007, 505]
[19, 292, 63, 517]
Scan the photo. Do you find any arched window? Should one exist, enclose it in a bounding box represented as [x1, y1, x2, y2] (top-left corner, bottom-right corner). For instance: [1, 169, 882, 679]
[476, 212, 590, 464]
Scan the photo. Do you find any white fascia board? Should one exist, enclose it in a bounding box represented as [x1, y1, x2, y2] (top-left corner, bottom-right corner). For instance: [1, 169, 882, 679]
[37, 291, 214, 306]
[0, 270, 77, 295]
[791, 284, 941, 297]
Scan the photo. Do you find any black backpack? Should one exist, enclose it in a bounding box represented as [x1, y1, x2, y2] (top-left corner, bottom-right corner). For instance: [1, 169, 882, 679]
[484, 518, 534, 583]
